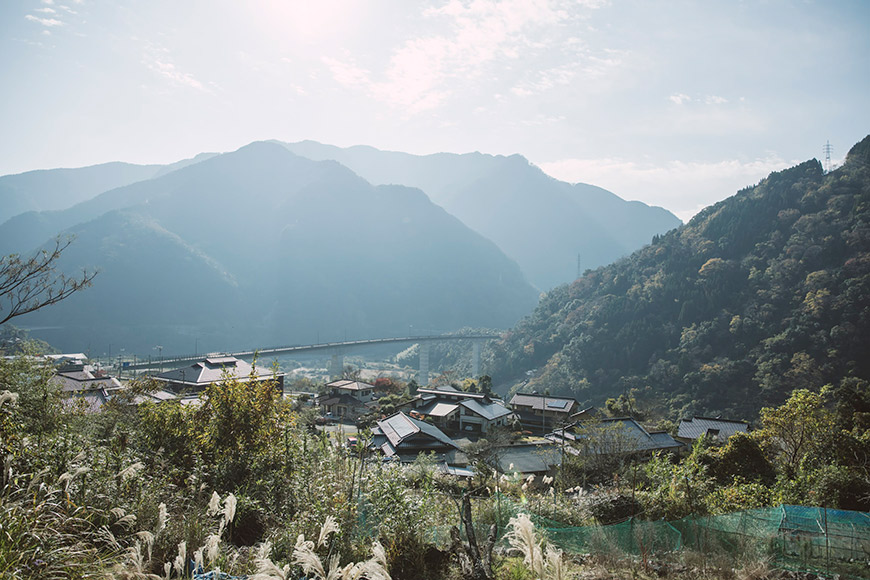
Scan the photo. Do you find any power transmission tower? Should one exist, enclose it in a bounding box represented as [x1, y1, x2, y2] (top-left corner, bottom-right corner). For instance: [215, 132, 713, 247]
[823, 140, 833, 173]
[577, 253, 582, 279]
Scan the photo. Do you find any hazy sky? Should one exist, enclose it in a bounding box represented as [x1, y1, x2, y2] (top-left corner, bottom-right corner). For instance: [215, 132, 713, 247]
[2, 0, 868, 221]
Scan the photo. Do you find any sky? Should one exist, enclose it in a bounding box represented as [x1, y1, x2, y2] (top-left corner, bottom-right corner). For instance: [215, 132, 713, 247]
[2, 0, 868, 221]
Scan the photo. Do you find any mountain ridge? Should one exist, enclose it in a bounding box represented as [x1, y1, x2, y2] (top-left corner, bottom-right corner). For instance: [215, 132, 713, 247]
[279, 140, 683, 290]
[13, 142, 539, 355]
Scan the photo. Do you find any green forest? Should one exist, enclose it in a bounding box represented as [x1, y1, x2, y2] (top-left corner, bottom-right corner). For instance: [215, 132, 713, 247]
[488, 136, 870, 420]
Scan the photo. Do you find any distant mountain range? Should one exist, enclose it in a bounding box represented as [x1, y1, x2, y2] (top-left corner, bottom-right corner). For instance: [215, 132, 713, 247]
[0, 140, 681, 357]
[0, 153, 218, 226]
[4, 143, 537, 354]
[278, 141, 682, 290]
[486, 135, 870, 419]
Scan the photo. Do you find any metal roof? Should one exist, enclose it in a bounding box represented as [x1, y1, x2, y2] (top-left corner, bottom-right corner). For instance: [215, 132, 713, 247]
[460, 399, 513, 421]
[439, 464, 475, 478]
[678, 416, 749, 441]
[509, 393, 578, 413]
[418, 401, 460, 418]
[376, 412, 458, 450]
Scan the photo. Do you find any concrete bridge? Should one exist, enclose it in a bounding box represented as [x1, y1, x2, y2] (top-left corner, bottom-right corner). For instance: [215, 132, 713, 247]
[124, 333, 499, 385]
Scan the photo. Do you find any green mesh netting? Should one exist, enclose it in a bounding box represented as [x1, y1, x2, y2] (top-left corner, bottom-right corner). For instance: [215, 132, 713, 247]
[426, 500, 869, 579]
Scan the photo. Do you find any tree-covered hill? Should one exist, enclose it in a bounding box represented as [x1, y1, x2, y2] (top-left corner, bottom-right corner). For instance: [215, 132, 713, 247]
[487, 135, 870, 419]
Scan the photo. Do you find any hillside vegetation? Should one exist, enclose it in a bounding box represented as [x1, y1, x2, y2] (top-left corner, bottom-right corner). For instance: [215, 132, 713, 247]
[488, 135, 870, 419]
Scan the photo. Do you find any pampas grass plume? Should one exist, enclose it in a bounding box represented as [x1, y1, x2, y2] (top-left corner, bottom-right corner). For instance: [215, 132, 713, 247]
[207, 491, 221, 516]
[317, 515, 339, 547]
[222, 493, 237, 524]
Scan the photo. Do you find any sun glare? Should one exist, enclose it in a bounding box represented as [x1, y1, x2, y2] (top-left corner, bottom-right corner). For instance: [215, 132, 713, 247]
[263, 0, 366, 43]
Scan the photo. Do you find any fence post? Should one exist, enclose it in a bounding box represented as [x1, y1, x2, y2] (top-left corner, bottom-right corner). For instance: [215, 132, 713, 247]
[823, 504, 829, 575]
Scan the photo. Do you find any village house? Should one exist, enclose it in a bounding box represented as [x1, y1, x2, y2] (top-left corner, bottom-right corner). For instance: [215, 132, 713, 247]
[547, 417, 683, 456]
[50, 360, 122, 413]
[50, 362, 122, 394]
[316, 379, 378, 420]
[370, 411, 460, 462]
[676, 416, 749, 446]
[404, 385, 514, 435]
[509, 393, 581, 432]
[153, 356, 284, 394]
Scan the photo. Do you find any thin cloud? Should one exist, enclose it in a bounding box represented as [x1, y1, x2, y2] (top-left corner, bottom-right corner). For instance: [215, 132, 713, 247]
[141, 41, 211, 93]
[146, 59, 207, 91]
[511, 49, 626, 97]
[25, 14, 64, 27]
[321, 56, 370, 88]
[705, 95, 728, 105]
[322, 0, 608, 114]
[669, 93, 691, 105]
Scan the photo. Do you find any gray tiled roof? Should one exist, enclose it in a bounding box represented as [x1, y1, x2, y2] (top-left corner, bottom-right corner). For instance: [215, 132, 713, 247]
[460, 399, 513, 421]
[678, 416, 749, 441]
[51, 370, 122, 392]
[327, 379, 376, 391]
[551, 417, 683, 454]
[155, 356, 278, 386]
[63, 389, 108, 413]
[318, 393, 369, 408]
[495, 443, 561, 474]
[509, 393, 578, 413]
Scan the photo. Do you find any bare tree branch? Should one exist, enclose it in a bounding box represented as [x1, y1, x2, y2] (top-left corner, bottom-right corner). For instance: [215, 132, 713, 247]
[0, 236, 97, 326]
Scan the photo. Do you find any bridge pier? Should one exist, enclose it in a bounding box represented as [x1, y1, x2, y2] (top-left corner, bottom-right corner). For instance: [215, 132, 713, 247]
[472, 341, 481, 378]
[418, 342, 430, 386]
[328, 353, 344, 379]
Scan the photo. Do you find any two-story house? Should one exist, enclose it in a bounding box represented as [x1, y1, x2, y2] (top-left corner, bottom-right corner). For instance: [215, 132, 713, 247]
[317, 379, 378, 420]
[405, 386, 514, 435]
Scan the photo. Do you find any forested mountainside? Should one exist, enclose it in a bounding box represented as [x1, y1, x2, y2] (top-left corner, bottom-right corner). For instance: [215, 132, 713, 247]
[487, 135, 870, 419]
[280, 140, 681, 290]
[13, 142, 538, 354]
